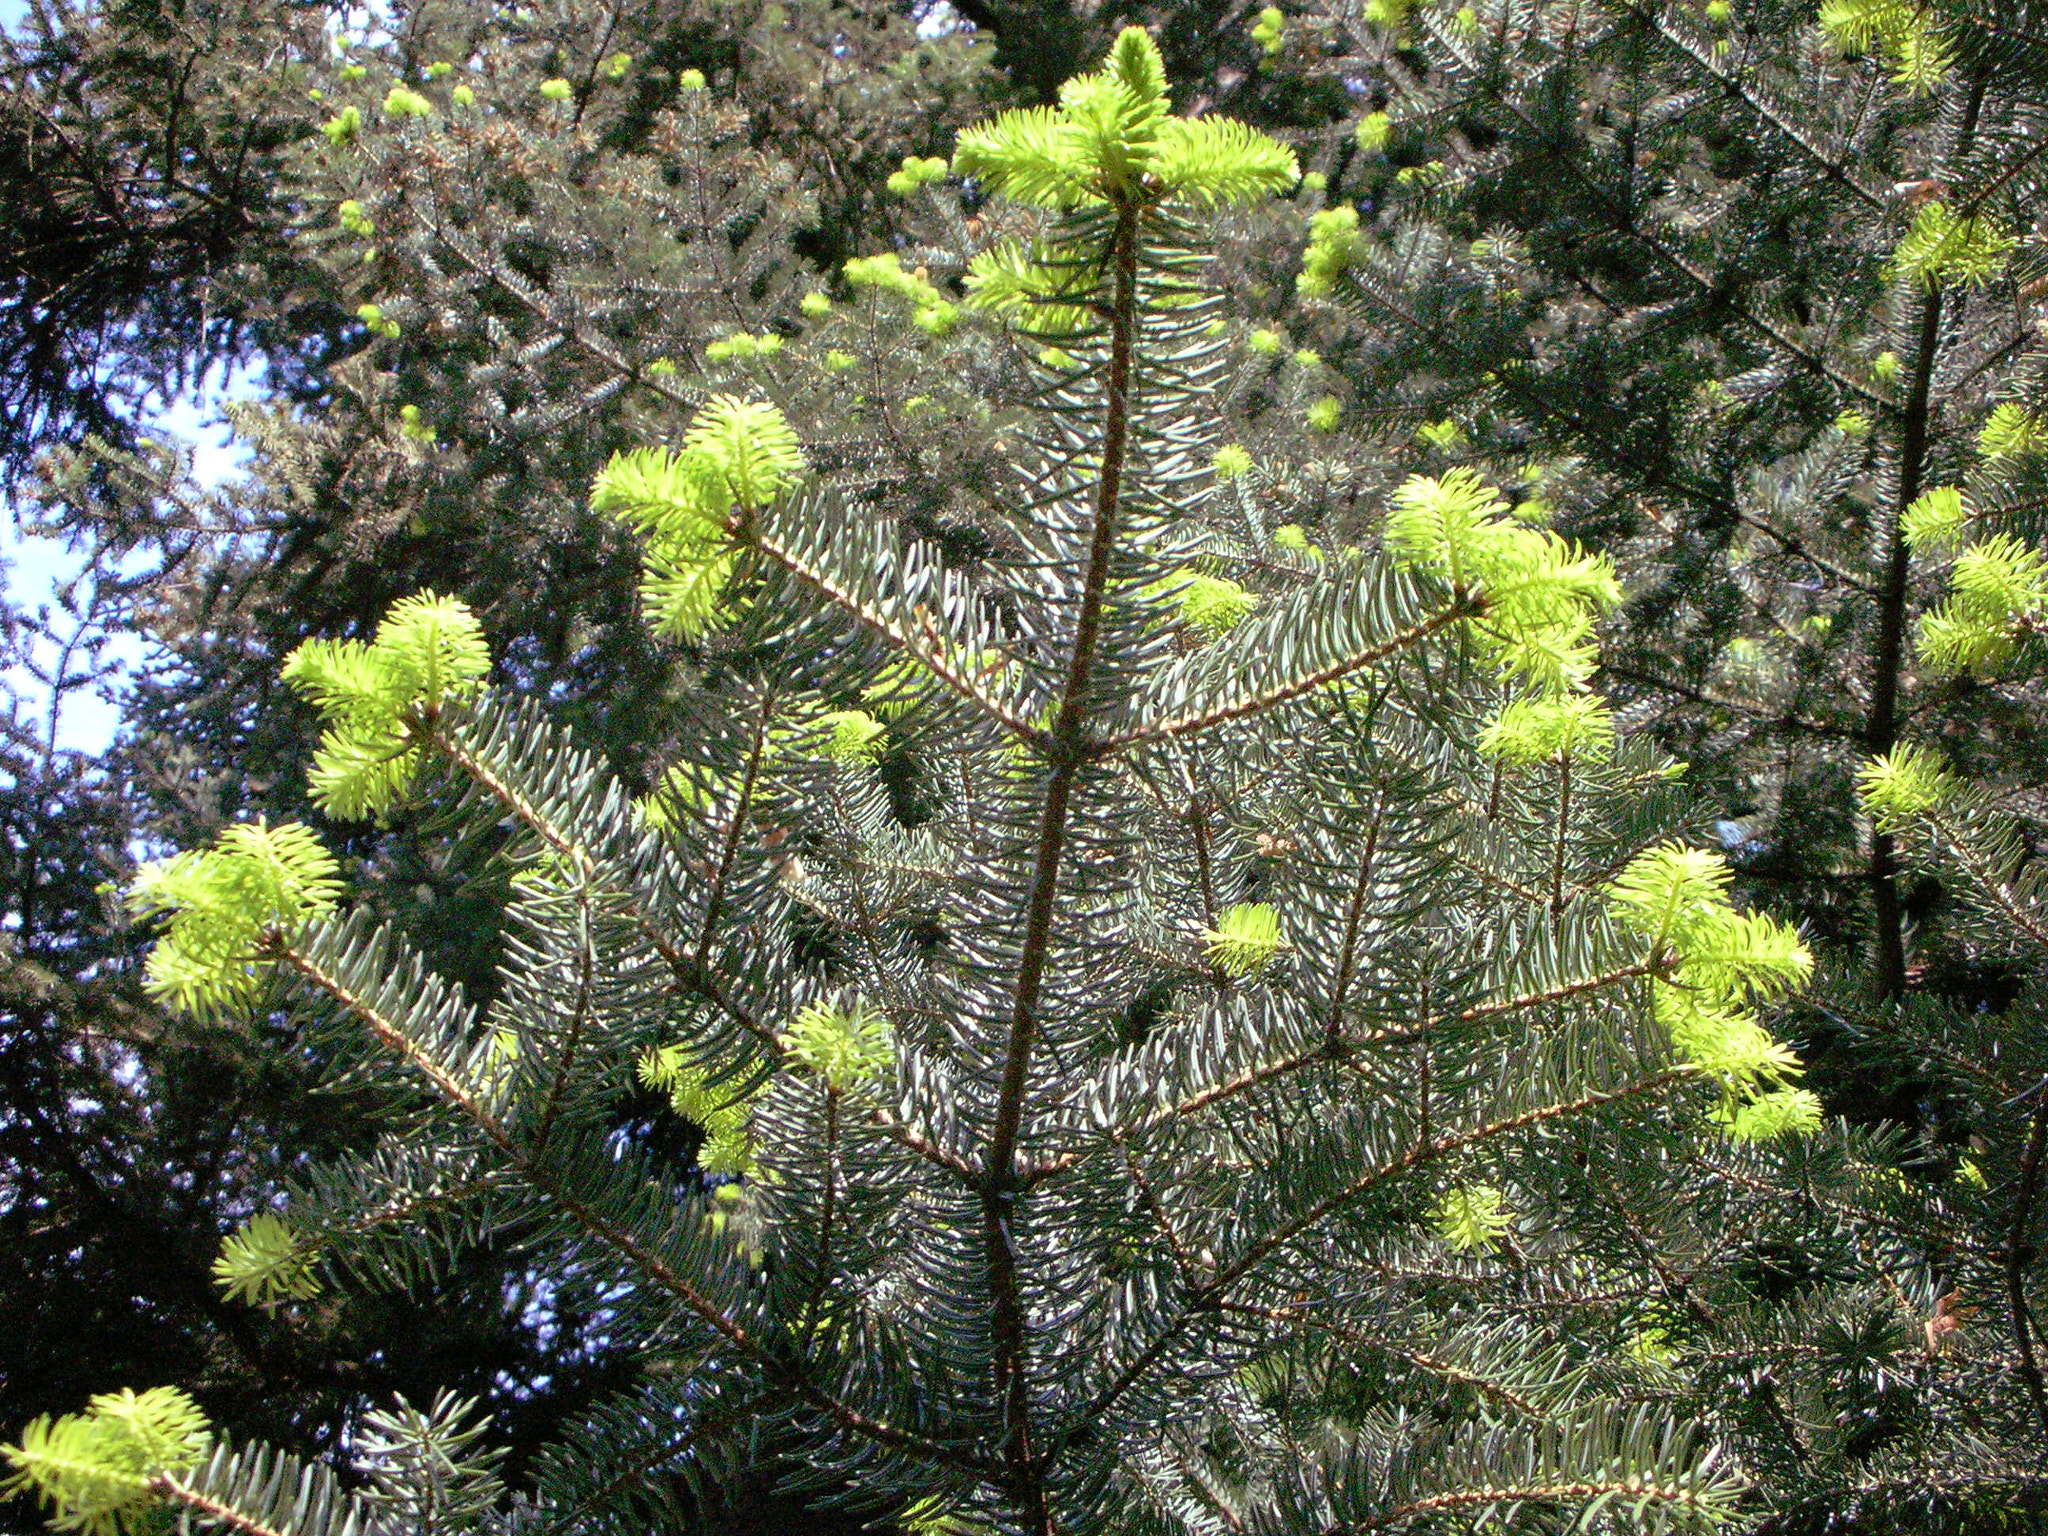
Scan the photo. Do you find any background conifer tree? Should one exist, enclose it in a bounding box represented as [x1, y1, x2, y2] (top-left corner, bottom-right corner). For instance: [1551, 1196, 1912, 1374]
[1227, 0, 2048, 1519]
[2, 0, 986, 1522]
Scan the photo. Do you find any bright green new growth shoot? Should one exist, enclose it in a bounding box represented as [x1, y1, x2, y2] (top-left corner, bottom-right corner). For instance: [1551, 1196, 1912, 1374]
[1384, 467, 1623, 694]
[1203, 902, 1287, 975]
[1901, 485, 1967, 551]
[1211, 443, 1254, 480]
[704, 331, 785, 362]
[320, 106, 360, 146]
[1146, 568, 1256, 637]
[591, 395, 806, 640]
[1296, 205, 1361, 295]
[1915, 533, 2048, 675]
[1858, 743, 1963, 832]
[1477, 693, 1616, 765]
[281, 590, 491, 818]
[1887, 202, 2014, 289]
[809, 709, 889, 763]
[843, 253, 957, 334]
[956, 29, 1294, 344]
[886, 155, 948, 195]
[950, 27, 1297, 211]
[2, 1388, 210, 1536]
[1435, 1183, 1514, 1253]
[127, 820, 341, 1015]
[779, 998, 895, 1091]
[1979, 402, 2047, 461]
[637, 1045, 762, 1175]
[1607, 844, 1819, 1141]
[213, 1211, 322, 1306]
[1251, 5, 1287, 54]
[1818, 0, 1953, 88]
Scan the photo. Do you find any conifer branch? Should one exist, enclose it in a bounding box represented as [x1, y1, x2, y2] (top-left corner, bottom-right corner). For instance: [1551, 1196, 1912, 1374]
[1209, 1071, 1693, 1293]
[1868, 74, 1986, 998]
[1068, 1071, 1692, 1430]
[697, 697, 775, 958]
[1957, 135, 2048, 221]
[1188, 792, 1220, 938]
[341, 1177, 507, 1241]
[534, 1382, 780, 1536]
[1607, 1185, 1720, 1328]
[1216, 1302, 1544, 1416]
[1373, 963, 1668, 1046]
[2006, 1086, 2048, 1443]
[1477, 91, 1890, 411]
[1599, 665, 1860, 740]
[1333, 274, 1766, 538]
[1723, 507, 1883, 597]
[428, 220, 699, 413]
[277, 945, 505, 1139]
[423, 718, 596, 881]
[801, 1090, 842, 1339]
[1600, 1180, 1813, 1468]
[152, 1474, 296, 1536]
[418, 720, 773, 1050]
[1550, 759, 1573, 920]
[1866, 286, 1943, 1001]
[1097, 602, 1472, 751]
[1446, 850, 1552, 908]
[998, 204, 1146, 1178]
[1618, 0, 1889, 210]
[1037, 960, 1669, 1172]
[1333, 1479, 1723, 1532]
[984, 194, 1144, 1536]
[424, 718, 981, 1181]
[1921, 809, 2048, 953]
[1324, 802, 1385, 1045]
[1114, 1042, 1331, 1143]
[279, 944, 986, 1475]
[1126, 1147, 1204, 1286]
[535, 886, 597, 1153]
[749, 531, 1046, 744]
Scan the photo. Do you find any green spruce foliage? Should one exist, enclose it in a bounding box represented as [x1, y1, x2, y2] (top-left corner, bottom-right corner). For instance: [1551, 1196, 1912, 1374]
[20, 0, 2048, 1524]
[11, 29, 1855, 1534]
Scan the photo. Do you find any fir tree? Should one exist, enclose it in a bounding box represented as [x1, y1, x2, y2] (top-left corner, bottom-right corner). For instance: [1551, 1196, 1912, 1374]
[20, 0, 2048, 1524]
[8, 30, 1867, 1534]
